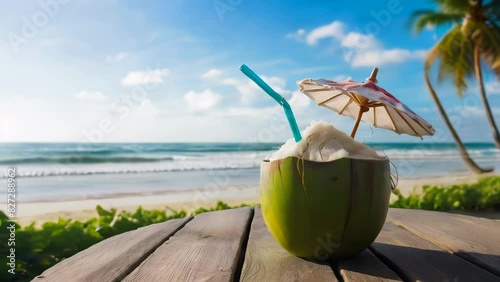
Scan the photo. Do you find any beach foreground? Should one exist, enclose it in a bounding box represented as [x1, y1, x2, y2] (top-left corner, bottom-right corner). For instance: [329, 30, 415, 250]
[14, 173, 494, 226]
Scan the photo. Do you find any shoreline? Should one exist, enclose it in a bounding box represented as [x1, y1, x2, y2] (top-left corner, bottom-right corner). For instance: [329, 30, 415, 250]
[8, 173, 497, 226]
[15, 186, 261, 226]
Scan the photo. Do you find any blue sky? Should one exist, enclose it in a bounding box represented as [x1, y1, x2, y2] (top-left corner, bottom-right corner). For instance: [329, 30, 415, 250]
[0, 0, 499, 143]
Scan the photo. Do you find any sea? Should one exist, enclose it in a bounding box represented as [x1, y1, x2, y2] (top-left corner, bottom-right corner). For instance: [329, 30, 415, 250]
[0, 142, 499, 203]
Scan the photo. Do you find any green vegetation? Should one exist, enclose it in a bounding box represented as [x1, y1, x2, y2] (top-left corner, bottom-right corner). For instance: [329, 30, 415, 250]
[0, 201, 253, 282]
[390, 176, 500, 211]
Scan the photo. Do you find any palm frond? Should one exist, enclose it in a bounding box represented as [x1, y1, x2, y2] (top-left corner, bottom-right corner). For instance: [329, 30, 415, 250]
[468, 21, 500, 78]
[410, 11, 463, 34]
[426, 26, 474, 95]
[433, 0, 470, 14]
[420, 0, 500, 93]
[483, 50, 500, 77]
[475, 22, 500, 54]
[425, 45, 440, 72]
[492, 57, 500, 76]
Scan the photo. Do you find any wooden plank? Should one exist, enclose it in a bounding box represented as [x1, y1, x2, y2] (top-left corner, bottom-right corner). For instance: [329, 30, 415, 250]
[388, 208, 500, 276]
[370, 222, 499, 282]
[338, 249, 401, 282]
[240, 207, 338, 282]
[123, 207, 253, 282]
[33, 217, 190, 282]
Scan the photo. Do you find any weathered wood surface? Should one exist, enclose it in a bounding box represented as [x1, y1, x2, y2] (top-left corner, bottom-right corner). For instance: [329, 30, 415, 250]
[123, 207, 253, 282]
[33, 217, 190, 282]
[38, 207, 500, 282]
[388, 208, 500, 276]
[371, 222, 499, 282]
[240, 207, 338, 282]
[337, 249, 401, 282]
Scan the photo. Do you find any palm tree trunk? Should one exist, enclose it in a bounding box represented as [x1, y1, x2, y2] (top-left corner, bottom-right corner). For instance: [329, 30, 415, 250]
[425, 69, 493, 173]
[473, 45, 500, 148]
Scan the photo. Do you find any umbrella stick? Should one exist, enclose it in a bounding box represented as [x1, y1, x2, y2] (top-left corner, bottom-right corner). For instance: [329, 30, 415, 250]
[350, 107, 364, 138]
[367, 67, 378, 83]
[350, 66, 378, 138]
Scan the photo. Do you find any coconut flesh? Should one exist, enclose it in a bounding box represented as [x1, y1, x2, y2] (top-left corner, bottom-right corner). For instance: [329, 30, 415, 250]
[269, 121, 385, 162]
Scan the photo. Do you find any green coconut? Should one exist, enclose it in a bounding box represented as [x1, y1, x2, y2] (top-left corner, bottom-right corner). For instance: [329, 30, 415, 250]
[260, 156, 391, 260]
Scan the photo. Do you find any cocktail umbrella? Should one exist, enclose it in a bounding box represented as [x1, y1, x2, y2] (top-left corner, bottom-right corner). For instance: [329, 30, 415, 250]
[298, 68, 435, 139]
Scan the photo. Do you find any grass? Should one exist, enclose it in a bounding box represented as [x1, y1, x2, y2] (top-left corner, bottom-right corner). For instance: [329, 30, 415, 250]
[390, 176, 500, 211]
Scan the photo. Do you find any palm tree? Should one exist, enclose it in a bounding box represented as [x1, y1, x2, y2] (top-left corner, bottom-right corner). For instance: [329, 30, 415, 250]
[425, 67, 493, 173]
[412, 0, 500, 149]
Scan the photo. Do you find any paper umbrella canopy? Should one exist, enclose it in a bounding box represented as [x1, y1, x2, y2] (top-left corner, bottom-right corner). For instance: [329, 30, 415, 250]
[297, 68, 435, 139]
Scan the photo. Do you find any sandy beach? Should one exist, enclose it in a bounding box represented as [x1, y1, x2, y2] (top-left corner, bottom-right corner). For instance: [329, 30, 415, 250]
[13, 172, 494, 226]
[16, 186, 261, 226]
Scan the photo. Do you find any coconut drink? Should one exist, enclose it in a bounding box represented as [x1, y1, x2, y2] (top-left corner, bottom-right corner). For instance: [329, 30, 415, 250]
[261, 121, 391, 259]
[240, 64, 435, 260]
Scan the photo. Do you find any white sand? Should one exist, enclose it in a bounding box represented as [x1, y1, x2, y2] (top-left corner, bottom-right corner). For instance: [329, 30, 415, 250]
[15, 186, 261, 226]
[269, 121, 384, 162]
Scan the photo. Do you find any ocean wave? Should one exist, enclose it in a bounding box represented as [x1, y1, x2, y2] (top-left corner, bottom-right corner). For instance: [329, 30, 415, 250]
[0, 163, 260, 178]
[0, 143, 282, 154]
[378, 148, 500, 160]
[0, 142, 498, 179]
[0, 156, 175, 165]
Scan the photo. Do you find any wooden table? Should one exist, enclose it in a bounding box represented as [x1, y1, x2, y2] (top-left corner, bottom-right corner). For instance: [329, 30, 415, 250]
[35, 207, 500, 282]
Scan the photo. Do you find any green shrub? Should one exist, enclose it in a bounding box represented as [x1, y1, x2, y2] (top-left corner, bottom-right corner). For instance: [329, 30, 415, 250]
[0, 201, 253, 281]
[390, 176, 500, 211]
[191, 201, 251, 215]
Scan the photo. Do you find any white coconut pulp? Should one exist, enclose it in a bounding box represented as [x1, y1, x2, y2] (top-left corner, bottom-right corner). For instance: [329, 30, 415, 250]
[269, 121, 385, 162]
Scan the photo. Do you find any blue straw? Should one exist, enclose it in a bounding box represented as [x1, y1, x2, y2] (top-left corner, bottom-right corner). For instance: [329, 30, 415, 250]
[240, 64, 302, 142]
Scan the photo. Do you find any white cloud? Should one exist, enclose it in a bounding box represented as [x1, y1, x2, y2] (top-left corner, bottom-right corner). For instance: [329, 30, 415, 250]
[306, 21, 345, 45]
[333, 74, 351, 81]
[222, 75, 289, 104]
[351, 49, 426, 67]
[290, 66, 336, 75]
[289, 21, 426, 67]
[0, 95, 108, 142]
[288, 91, 311, 111]
[341, 32, 376, 49]
[291, 21, 376, 49]
[129, 99, 162, 117]
[184, 89, 221, 112]
[106, 51, 128, 62]
[222, 78, 259, 103]
[76, 90, 107, 101]
[261, 76, 286, 90]
[201, 69, 223, 79]
[459, 106, 500, 117]
[40, 38, 68, 47]
[215, 106, 276, 117]
[221, 78, 240, 86]
[286, 28, 306, 41]
[486, 80, 500, 95]
[121, 68, 169, 86]
[252, 59, 293, 68]
[426, 24, 435, 31]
